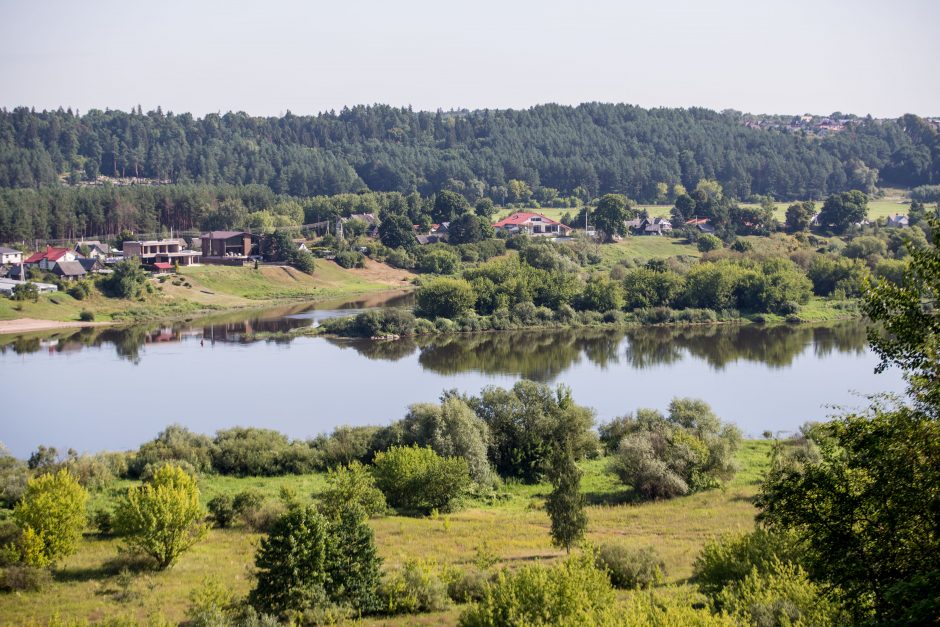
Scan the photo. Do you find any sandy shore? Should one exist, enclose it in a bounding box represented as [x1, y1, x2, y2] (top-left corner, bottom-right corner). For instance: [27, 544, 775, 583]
[0, 317, 109, 335]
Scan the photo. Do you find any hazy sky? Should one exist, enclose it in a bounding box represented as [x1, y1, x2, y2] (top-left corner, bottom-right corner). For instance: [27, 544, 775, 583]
[1, 0, 937, 118]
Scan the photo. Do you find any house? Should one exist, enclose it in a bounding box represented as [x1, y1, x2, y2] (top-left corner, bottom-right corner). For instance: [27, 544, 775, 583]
[638, 217, 673, 235]
[886, 214, 909, 228]
[624, 218, 643, 231]
[77, 257, 105, 274]
[74, 240, 111, 259]
[492, 212, 574, 237]
[431, 222, 450, 235]
[200, 231, 255, 262]
[152, 262, 175, 274]
[345, 213, 380, 237]
[685, 218, 716, 234]
[0, 247, 23, 265]
[416, 234, 446, 245]
[24, 246, 80, 271]
[123, 238, 201, 266]
[51, 260, 87, 281]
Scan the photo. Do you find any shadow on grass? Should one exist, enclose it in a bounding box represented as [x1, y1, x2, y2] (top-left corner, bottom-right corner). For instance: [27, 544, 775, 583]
[583, 489, 643, 506]
[54, 551, 157, 584]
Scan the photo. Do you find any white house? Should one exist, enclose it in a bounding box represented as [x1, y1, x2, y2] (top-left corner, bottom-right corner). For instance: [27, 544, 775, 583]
[492, 212, 574, 237]
[0, 247, 22, 265]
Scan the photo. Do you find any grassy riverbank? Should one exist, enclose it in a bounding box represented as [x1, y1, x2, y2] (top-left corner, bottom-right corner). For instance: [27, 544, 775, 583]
[0, 260, 415, 330]
[0, 441, 772, 625]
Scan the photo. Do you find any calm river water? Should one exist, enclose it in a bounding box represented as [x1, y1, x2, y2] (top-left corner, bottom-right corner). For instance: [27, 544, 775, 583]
[0, 293, 905, 457]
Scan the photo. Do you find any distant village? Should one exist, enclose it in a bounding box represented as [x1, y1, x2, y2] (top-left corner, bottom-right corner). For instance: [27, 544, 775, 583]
[0, 203, 916, 298]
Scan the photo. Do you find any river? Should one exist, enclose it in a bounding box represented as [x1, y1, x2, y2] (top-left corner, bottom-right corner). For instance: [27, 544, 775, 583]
[0, 293, 906, 458]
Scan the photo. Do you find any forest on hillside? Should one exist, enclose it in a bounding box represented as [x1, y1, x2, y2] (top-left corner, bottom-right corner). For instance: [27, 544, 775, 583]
[1, 104, 938, 204]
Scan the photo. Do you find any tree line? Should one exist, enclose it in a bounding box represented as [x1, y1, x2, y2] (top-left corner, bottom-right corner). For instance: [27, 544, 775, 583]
[2, 104, 938, 205]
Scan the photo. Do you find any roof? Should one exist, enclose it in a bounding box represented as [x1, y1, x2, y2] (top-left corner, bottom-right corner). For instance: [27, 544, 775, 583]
[0, 247, 21, 255]
[24, 246, 71, 264]
[685, 218, 710, 225]
[153, 262, 173, 270]
[201, 231, 247, 240]
[77, 258, 101, 271]
[53, 260, 87, 277]
[493, 212, 564, 228]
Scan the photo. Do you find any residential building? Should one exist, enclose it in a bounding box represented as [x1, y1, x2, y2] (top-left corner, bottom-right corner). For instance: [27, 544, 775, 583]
[685, 218, 716, 234]
[200, 231, 255, 262]
[492, 212, 574, 237]
[51, 261, 87, 281]
[123, 239, 201, 266]
[74, 241, 111, 259]
[638, 217, 673, 235]
[0, 247, 22, 265]
[886, 214, 910, 228]
[23, 246, 80, 271]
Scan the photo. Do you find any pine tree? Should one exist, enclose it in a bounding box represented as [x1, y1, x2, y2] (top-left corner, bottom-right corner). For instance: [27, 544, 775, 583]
[545, 443, 587, 553]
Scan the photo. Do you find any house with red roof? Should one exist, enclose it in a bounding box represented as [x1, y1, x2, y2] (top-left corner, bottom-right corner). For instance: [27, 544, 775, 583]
[492, 212, 573, 237]
[23, 246, 81, 271]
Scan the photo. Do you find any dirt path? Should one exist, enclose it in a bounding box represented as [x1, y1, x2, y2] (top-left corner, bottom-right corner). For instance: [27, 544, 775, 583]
[0, 317, 109, 335]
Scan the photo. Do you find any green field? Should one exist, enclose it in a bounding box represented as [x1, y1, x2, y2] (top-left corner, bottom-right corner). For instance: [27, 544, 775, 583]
[0, 441, 773, 625]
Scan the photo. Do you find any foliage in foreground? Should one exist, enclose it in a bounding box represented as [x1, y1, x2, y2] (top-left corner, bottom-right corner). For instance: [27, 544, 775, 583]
[248, 504, 381, 619]
[459, 552, 617, 627]
[113, 464, 208, 569]
[10, 470, 87, 567]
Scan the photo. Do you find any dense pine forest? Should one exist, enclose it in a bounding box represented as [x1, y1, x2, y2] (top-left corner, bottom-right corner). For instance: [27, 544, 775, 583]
[1, 103, 938, 241]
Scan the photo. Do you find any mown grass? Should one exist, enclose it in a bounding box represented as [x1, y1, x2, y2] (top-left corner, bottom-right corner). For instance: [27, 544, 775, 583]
[1, 441, 773, 625]
[178, 263, 391, 301]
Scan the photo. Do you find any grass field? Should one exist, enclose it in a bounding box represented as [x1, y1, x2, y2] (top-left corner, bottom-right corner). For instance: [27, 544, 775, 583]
[0, 261, 413, 326]
[0, 441, 773, 625]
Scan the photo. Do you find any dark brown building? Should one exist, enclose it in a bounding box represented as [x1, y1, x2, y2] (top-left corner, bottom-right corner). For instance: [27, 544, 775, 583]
[200, 231, 255, 261]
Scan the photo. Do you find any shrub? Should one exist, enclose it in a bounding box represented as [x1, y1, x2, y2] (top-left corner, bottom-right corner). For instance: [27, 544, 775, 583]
[595, 544, 665, 589]
[0, 447, 29, 508]
[446, 568, 491, 603]
[334, 249, 365, 269]
[716, 560, 847, 627]
[212, 428, 316, 476]
[349, 309, 416, 337]
[416, 247, 461, 274]
[249, 504, 382, 617]
[113, 464, 209, 569]
[576, 274, 624, 312]
[68, 281, 92, 300]
[319, 461, 387, 519]
[207, 495, 237, 528]
[187, 576, 235, 627]
[609, 399, 740, 500]
[416, 277, 476, 319]
[129, 425, 215, 478]
[12, 469, 88, 567]
[94, 509, 114, 536]
[459, 552, 616, 626]
[371, 445, 471, 515]
[0, 564, 52, 592]
[310, 425, 382, 469]
[692, 529, 805, 605]
[380, 559, 450, 615]
[398, 396, 493, 483]
[697, 234, 722, 252]
[471, 382, 598, 482]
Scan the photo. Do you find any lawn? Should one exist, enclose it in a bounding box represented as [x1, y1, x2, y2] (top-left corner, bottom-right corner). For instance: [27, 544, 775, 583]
[0, 441, 773, 625]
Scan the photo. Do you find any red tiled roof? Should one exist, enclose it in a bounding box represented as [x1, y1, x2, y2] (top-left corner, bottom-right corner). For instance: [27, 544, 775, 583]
[153, 262, 173, 270]
[24, 246, 71, 263]
[493, 212, 565, 228]
[685, 218, 710, 225]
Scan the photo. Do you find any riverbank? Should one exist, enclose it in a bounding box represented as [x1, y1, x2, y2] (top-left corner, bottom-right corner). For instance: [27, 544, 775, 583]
[0, 260, 417, 335]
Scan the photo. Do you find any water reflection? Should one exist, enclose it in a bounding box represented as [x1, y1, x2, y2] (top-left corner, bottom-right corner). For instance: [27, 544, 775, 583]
[324, 322, 870, 381]
[0, 291, 415, 363]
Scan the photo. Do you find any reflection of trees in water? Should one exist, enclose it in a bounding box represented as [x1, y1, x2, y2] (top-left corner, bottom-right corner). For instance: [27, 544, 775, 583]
[624, 322, 869, 370]
[326, 337, 419, 362]
[416, 329, 623, 381]
[0, 314, 870, 372]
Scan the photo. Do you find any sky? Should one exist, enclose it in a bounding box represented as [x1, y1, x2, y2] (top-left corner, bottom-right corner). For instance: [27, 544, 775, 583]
[1, 0, 937, 118]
